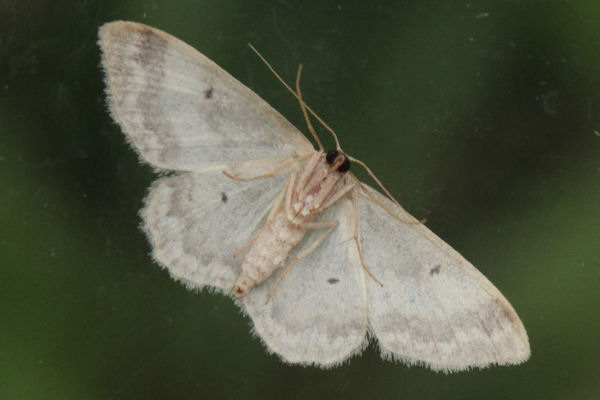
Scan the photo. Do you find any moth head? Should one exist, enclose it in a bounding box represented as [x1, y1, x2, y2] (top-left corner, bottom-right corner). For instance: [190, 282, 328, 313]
[325, 149, 351, 173]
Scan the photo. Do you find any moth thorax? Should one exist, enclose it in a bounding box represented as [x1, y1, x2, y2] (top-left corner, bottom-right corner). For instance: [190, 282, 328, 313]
[298, 174, 343, 217]
[293, 195, 315, 216]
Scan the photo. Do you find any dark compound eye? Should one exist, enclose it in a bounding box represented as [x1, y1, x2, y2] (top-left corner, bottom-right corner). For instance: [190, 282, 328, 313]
[338, 157, 351, 173]
[326, 149, 338, 164]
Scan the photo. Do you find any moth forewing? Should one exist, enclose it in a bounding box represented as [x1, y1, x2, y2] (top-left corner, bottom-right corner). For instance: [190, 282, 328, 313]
[98, 21, 314, 172]
[356, 184, 530, 371]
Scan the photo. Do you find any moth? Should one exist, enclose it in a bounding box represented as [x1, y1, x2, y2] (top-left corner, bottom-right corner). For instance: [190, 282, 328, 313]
[98, 21, 530, 371]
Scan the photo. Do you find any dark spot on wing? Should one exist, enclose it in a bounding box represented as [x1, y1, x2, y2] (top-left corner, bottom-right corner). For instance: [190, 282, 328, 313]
[235, 285, 246, 297]
[204, 87, 214, 99]
[327, 278, 339, 284]
[221, 192, 228, 203]
[429, 265, 441, 276]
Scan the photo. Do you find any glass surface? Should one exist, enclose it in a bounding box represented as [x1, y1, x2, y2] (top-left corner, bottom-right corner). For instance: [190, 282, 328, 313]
[1, 1, 599, 399]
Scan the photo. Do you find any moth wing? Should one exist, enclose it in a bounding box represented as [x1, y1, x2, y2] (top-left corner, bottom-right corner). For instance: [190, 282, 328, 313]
[99, 21, 313, 172]
[142, 161, 290, 291]
[242, 197, 368, 367]
[357, 184, 530, 372]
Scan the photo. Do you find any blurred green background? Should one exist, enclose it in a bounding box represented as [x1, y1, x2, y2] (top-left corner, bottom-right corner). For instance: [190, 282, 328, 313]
[1, 0, 599, 399]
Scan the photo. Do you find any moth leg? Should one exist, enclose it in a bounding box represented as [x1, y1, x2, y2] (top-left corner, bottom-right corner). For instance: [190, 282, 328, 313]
[342, 187, 383, 286]
[295, 220, 338, 230]
[295, 151, 322, 193]
[233, 175, 292, 258]
[318, 180, 356, 211]
[223, 153, 312, 182]
[266, 220, 338, 303]
[284, 173, 299, 221]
